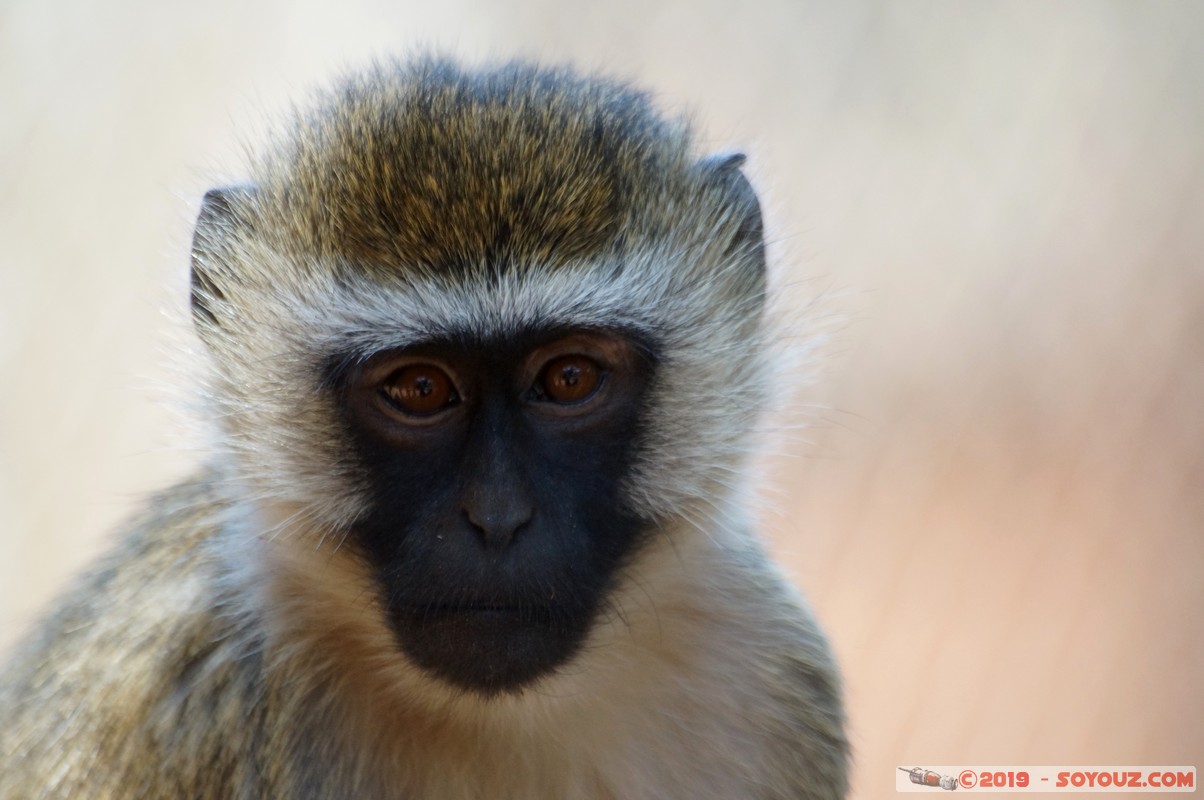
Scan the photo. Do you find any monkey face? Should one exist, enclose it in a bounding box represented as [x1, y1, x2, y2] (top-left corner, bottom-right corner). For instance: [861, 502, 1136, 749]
[334, 326, 657, 695]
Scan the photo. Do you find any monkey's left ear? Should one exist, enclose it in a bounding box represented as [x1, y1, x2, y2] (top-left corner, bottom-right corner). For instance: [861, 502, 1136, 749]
[695, 153, 766, 268]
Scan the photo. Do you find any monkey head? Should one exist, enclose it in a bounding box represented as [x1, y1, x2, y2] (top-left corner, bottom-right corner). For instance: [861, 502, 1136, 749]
[188, 58, 769, 695]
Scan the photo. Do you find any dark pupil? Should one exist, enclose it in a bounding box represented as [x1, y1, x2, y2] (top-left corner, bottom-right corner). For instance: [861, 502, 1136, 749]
[414, 375, 434, 395]
[561, 366, 581, 386]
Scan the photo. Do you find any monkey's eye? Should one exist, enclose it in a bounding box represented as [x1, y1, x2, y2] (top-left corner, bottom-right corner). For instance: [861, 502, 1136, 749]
[380, 364, 459, 417]
[538, 355, 602, 405]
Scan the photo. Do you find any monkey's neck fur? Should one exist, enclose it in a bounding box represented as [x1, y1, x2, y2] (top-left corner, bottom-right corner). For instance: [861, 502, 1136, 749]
[74, 473, 834, 800]
[0, 471, 841, 799]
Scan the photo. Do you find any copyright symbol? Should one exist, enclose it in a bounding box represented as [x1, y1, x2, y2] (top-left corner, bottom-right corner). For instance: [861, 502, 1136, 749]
[959, 770, 977, 788]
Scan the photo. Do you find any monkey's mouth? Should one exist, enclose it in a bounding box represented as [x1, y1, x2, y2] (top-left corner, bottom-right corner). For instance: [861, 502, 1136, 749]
[409, 602, 556, 623]
[386, 597, 590, 694]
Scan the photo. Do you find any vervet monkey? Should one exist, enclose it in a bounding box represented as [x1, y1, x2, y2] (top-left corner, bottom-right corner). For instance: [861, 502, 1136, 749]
[0, 58, 847, 799]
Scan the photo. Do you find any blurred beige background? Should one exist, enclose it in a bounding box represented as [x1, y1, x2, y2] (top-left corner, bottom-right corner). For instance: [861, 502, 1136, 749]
[2, 1, 1201, 795]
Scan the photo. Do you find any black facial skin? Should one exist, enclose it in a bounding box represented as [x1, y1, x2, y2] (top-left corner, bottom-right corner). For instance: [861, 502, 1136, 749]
[335, 328, 657, 695]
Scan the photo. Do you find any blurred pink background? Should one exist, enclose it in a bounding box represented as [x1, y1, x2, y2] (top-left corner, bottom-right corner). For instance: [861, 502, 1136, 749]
[2, 2, 1201, 795]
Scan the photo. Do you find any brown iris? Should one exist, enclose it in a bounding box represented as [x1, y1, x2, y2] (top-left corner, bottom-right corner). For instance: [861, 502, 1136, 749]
[540, 355, 601, 404]
[381, 364, 457, 416]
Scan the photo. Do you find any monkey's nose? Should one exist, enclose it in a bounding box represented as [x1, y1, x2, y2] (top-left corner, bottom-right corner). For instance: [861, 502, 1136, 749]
[463, 493, 534, 548]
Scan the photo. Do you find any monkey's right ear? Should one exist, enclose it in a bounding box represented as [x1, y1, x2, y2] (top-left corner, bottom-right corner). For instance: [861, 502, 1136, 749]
[695, 153, 766, 271]
[190, 186, 255, 329]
